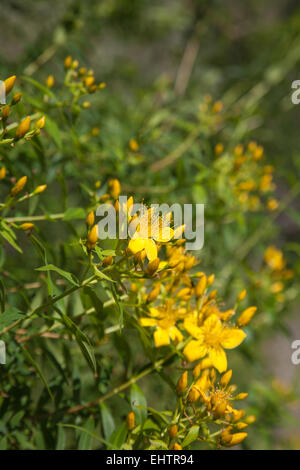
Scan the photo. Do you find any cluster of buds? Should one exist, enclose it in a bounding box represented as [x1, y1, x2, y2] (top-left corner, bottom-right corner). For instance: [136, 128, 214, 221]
[0, 75, 46, 145]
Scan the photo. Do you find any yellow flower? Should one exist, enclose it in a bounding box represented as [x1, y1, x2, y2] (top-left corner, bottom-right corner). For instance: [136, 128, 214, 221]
[128, 206, 174, 262]
[183, 314, 246, 372]
[139, 301, 183, 347]
[264, 246, 285, 271]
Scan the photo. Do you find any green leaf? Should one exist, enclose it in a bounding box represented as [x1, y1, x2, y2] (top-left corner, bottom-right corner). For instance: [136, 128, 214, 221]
[61, 313, 97, 373]
[78, 417, 95, 450]
[100, 403, 115, 440]
[182, 425, 199, 447]
[0, 221, 22, 253]
[108, 422, 128, 450]
[36, 264, 79, 286]
[58, 424, 110, 448]
[0, 306, 23, 330]
[130, 384, 147, 425]
[56, 426, 66, 450]
[44, 116, 62, 149]
[20, 345, 53, 400]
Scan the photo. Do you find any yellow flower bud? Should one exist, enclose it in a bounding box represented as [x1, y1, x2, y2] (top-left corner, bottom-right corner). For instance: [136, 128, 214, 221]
[220, 369, 232, 388]
[237, 289, 247, 302]
[20, 223, 34, 231]
[226, 432, 247, 447]
[176, 371, 188, 396]
[12, 92, 22, 105]
[145, 257, 160, 277]
[207, 274, 215, 286]
[11, 176, 27, 196]
[192, 363, 202, 379]
[86, 211, 95, 227]
[237, 306, 257, 327]
[0, 167, 6, 180]
[169, 424, 178, 439]
[4, 75, 16, 95]
[126, 411, 135, 430]
[36, 116, 46, 129]
[87, 224, 98, 250]
[235, 393, 248, 400]
[64, 56, 72, 68]
[195, 275, 207, 297]
[16, 117, 31, 139]
[172, 443, 182, 450]
[103, 256, 113, 267]
[46, 75, 55, 88]
[147, 284, 160, 303]
[1, 105, 10, 119]
[108, 179, 121, 199]
[99, 82, 106, 89]
[213, 400, 227, 418]
[236, 422, 248, 430]
[187, 386, 200, 403]
[34, 184, 47, 194]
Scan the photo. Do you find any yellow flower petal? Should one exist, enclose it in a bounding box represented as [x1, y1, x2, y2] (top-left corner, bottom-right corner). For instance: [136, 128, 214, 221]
[221, 328, 246, 349]
[183, 340, 208, 362]
[168, 326, 183, 344]
[154, 327, 170, 347]
[209, 346, 227, 373]
[144, 238, 157, 261]
[139, 318, 157, 327]
[183, 316, 204, 339]
[128, 238, 145, 254]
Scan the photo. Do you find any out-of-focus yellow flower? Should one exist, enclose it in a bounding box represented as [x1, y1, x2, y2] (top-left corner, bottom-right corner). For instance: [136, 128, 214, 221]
[213, 101, 223, 113]
[0, 167, 6, 180]
[64, 56, 72, 68]
[214, 143, 224, 156]
[108, 178, 121, 199]
[46, 75, 55, 88]
[264, 246, 285, 271]
[129, 138, 139, 151]
[267, 198, 279, 211]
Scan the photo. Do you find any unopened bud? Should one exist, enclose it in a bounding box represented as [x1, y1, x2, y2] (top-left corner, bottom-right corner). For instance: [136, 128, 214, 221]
[16, 117, 31, 139]
[176, 371, 188, 396]
[126, 411, 135, 430]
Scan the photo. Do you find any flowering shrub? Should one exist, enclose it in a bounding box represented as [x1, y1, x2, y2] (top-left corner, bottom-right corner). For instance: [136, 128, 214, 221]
[0, 55, 298, 450]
